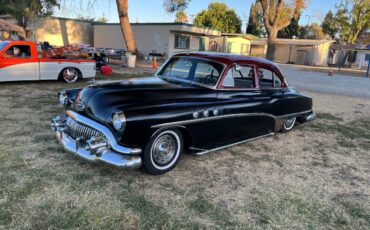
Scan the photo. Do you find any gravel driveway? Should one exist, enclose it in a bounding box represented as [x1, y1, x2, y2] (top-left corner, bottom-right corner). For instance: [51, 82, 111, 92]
[279, 65, 370, 99]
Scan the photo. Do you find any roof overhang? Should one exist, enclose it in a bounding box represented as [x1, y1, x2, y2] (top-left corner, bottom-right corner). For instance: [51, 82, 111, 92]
[221, 33, 252, 40]
[273, 39, 335, 45]
[0, 19, 24, 33]
[170, 25, 221, 37]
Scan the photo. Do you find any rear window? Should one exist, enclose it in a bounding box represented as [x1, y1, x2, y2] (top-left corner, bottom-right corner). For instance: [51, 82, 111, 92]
[258, 67, 282, 88]
[5, 45, 32, 58]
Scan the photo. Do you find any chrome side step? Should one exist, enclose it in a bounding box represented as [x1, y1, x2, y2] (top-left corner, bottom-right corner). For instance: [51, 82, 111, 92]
[195, 132, 276, 156]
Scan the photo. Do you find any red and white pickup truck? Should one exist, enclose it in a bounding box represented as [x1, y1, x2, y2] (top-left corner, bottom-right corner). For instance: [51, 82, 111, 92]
[0, 41, 96, 83]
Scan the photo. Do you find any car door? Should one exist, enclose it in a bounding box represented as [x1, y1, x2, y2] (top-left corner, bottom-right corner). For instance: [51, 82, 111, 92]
[163, 57, 226, 150]
[215, 64, 275, 146]
[256, 65, 288, 115]
[0, 44, 38, 81]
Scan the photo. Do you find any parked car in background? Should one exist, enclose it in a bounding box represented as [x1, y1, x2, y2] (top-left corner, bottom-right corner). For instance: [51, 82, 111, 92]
[51, 52, 316, 175]
[0, 41, 96, 83]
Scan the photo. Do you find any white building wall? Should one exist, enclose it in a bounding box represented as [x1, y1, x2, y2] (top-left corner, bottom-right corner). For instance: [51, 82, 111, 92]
[94, 24, 171, 56]
[94, 24, 219, 57]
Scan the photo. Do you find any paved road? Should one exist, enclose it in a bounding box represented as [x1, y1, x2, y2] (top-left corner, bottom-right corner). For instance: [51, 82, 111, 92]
[279, 65, 370, 99]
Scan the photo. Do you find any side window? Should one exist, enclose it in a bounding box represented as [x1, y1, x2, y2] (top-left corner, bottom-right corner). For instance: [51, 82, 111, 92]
[222, 69, 234, 87]
[5, 45, 32, 59]
[258, 67, 282, 88]
[233, 65, 256, 88]
[222, 65, 256, 89]
[193, 61, 222, 86]
[161, 58, 193, 80]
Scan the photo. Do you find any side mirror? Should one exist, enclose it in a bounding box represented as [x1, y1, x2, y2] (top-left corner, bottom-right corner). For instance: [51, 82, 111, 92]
[0, 53, 5, 59]
[234, 64, 241, 71]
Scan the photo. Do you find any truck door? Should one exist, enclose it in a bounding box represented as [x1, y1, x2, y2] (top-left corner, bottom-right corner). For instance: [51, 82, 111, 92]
[0, 44, 38, 81]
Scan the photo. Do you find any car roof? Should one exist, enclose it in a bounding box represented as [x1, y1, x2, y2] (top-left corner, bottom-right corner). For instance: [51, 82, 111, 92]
[172, 51, 279, 68]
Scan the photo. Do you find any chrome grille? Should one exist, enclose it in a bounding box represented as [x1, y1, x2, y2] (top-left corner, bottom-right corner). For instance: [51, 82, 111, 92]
[65, 117, 103, 140]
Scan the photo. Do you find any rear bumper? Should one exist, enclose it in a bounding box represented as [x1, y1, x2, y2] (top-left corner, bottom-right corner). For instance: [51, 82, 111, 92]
[51, 112, 142, 169]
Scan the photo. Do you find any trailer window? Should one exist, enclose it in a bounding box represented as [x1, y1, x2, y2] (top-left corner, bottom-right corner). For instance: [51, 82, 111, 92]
[5, 45, 32, 59]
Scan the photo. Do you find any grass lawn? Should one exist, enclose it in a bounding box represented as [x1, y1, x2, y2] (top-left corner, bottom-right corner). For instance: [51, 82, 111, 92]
[0, 73, 369, 229]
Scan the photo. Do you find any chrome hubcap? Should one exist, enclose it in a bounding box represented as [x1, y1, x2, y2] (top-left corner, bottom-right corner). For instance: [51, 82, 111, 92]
[152, 134, 177, 165]
[284, 117, 296, 130]
[63, 68, 78, 82]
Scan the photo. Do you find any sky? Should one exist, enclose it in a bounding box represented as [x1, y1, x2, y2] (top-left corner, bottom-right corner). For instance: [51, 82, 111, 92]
[54, 0, 341, 29]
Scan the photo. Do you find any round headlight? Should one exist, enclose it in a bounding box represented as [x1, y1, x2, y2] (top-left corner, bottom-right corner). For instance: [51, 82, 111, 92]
[112, 112, 126, 131]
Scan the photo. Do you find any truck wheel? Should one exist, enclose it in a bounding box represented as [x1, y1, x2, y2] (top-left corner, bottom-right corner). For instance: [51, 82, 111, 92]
[61, 68, 79, 83]
[143, 129, 183, 175]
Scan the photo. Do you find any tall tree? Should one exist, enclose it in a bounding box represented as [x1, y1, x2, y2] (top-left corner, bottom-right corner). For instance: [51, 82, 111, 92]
[321, 10, 337, 39]
[335, 0, 370, 44]
[278, 15, 300, 38]
[0, 0, 59, 29]
[175, 10, 189, 23]
[258, 0, 305, 60]
[116, 0, 136, 53]
[163, 0, 191, 13]
[310, 23, 325, 39]
[96, 14, 109, 23]
[246, 2, 264, 36]
[193, 2, 242, 33]
[299, 23, 325, 39]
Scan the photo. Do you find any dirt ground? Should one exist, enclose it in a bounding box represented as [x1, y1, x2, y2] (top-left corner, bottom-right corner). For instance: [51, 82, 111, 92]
[0, 74, 369, 229]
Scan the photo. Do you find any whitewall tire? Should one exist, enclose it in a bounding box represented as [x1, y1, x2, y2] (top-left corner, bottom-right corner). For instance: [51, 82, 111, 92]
[281, 117, 296, 132]
[143, 129, 183, 175]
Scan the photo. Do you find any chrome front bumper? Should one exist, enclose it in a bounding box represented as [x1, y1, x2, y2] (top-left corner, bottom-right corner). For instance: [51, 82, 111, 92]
[51, 111, 142, 169]
[304, 111, 316, 122]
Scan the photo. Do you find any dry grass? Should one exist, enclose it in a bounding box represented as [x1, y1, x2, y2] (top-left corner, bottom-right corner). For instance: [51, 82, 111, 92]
[0, 74, 370, 229]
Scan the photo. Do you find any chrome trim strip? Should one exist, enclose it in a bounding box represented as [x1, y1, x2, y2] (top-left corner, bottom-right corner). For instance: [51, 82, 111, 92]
[278, 110, 312, 118]
[56, 131, 142, 169]
[152, 110, 313, 128]
[189, 147, 207, 151]
[196, 132, 275, 156]
[66, 111, 142, 155]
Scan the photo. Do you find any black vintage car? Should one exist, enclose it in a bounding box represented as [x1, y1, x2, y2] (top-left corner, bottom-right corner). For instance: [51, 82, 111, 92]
[51, 52, 316, 175]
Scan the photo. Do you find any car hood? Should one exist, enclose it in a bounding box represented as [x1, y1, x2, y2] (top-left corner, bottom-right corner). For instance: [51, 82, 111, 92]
[78, 77, 216, 123]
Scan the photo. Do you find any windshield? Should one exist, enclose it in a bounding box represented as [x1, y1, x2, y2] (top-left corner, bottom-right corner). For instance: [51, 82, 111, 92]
[157, 57, 224, 87]
[0, 41, 9, 51]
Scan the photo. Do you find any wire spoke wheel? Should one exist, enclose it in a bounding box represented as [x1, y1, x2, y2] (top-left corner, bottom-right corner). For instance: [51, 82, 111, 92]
[144, 130, 183, 175]
[152, 134, 177, 165]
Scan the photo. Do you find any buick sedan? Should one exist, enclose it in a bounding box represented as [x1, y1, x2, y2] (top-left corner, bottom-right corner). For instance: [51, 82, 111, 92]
[51, 52, 315, 175]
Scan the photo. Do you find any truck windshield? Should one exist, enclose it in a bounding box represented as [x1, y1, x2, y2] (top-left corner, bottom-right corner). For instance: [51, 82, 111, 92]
[0, 41, 9, 51]
[157, 57, 224, 88]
